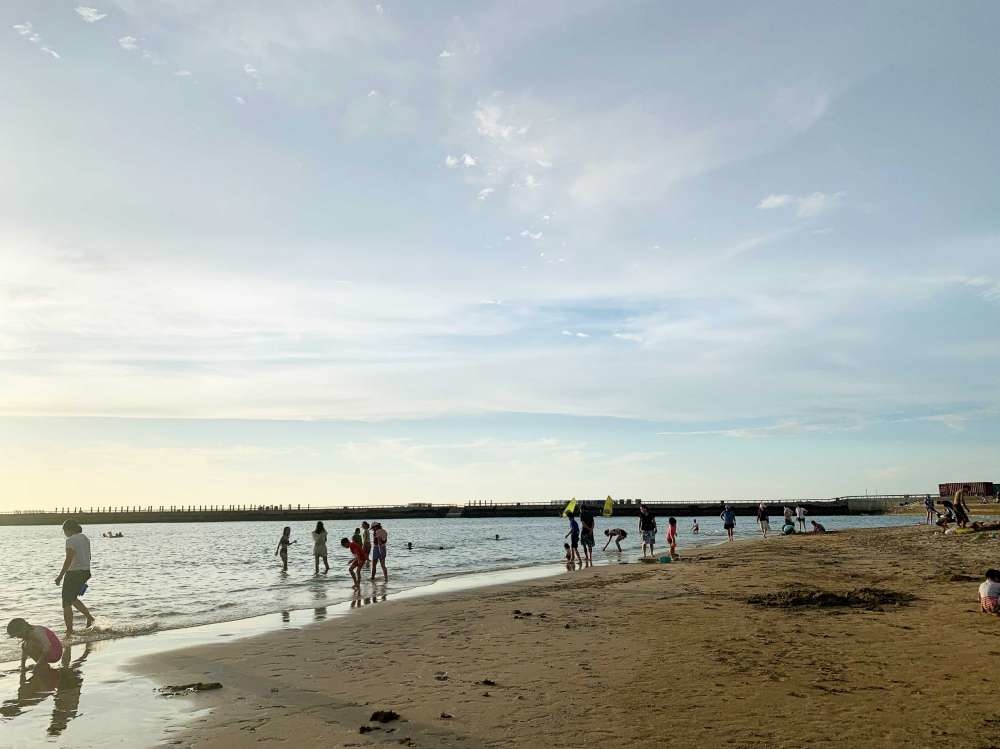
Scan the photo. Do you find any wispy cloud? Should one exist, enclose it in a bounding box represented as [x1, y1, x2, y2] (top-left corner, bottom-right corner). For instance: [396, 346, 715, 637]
[118, 36, 139, 51]
[12, 22, 58, 58]
[174, 69, 192, 77]
[74, 6, 108, 23]
[758, 191, 846, 218]
[476, 187, 494, 200]
[438, 50, 453, 58]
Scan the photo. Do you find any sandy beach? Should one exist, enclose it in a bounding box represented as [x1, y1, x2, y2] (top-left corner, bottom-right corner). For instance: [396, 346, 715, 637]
[140, 525, 1000, 749]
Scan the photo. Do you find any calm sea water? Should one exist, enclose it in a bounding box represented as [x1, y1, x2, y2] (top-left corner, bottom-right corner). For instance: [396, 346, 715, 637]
[0, 513, 926, 663]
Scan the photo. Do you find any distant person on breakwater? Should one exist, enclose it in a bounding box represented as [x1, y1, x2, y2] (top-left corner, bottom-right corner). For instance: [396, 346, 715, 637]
[756, 502, 770, 538]
[979, 569, 1000, 614]
[691, 519, 699, 534]
[810, 520, 827, 533]
[55, 520, 94, 638]
[666, 517, 678, 559]
[638, 504, 657, 557]
[720, 505, 736, 542]
[370, 522, 388, 582]
[341, 536, 368, 588]
[274, 527, 296, 572]
[924, 495, 937, 525]
[7, 618, 63, 671]
[565, 512, 582, 564]
[603, 528, 628, 551]
[361, 521, 372, 569]
[795, 504, 808, 533]
[579, 507, 596, 563]
[312, 522, 329, 575]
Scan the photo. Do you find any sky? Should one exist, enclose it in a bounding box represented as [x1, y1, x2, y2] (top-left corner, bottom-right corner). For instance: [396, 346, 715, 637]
[2, 1, 998, 510]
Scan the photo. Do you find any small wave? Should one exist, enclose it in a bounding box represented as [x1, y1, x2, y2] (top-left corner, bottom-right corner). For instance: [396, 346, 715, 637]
[73, 621, 161, 644]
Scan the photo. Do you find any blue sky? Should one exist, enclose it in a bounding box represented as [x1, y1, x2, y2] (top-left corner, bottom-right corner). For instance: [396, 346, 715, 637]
[2, 1, 998, 509]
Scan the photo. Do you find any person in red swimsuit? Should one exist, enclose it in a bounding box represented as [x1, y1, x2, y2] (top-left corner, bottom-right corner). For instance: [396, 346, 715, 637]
[340, 537, 368, 588]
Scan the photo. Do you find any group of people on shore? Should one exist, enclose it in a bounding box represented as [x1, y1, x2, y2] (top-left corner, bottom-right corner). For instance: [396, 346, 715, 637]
[276, 520, 389, 585]
[751, 502, 826, 538]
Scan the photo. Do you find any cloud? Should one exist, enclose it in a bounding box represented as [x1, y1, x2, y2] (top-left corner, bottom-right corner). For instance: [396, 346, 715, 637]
[118, 36, 139, 51]
[461, 153, 477, 167]
[40, 46, 60, 59]
[757, 191, 846, 218]
[561, 330, 590, 338]
[13, 22, 33, 37]
[613, 332, 644, 343]
[74, 6, 108, 23]
[367, 89, 379, 97]
[520, 230, 543, 240]
[375, 4, 384, 15]
[445, 155, 459, 168]
[174, 69, 192, 77]
[234, 96, 246, 104]
[476, 187, 494, 200]
[439, 50, 453, 58]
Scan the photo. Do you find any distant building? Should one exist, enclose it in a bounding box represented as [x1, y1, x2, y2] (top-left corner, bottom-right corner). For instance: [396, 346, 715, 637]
[939, 482, 996, 498]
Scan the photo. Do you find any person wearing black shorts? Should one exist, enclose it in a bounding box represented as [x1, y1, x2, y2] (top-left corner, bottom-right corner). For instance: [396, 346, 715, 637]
[579, 507, 596, 563]
[55, 519, 94, 638]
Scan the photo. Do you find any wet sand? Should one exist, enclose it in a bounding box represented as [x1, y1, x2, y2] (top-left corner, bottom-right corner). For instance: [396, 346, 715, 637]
[140, 525, 1000, 748]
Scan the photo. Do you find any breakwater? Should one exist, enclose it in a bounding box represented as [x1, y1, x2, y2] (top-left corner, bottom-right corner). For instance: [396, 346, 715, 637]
[0, 495, 919, 526]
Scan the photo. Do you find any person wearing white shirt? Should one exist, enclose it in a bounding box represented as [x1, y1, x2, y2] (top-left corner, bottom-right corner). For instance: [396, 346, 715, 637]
[54, 519, 94, 637]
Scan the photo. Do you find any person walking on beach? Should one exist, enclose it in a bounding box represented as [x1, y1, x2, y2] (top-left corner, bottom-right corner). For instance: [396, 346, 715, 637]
[370, 522, 388, 582]
[666, 516, 678, 559]
[274, 527, 296, 572]
[756, 502, 770, 538]
[795, 504, 808, 533]
[341, 536, 368, 588]
[55, 520, 94, 638]
[565, 512, 582, 564]
[361, 521, 373, 569]
[602, 528, 628, 551]
[579, 506, 596, 563]
[924, 495, 936, 525]
[312, 522, 329, 575]
[720, 505, 736, 542]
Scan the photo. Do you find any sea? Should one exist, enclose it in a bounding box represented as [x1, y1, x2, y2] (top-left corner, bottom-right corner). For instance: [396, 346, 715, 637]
[0, 512, 928, 664]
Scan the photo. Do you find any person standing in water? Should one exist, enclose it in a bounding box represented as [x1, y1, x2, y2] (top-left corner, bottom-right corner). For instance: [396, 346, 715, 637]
[579, 506, 596, 563]
[666, 516, 679, 559]
[274, 527, 296, 572]
[638, 504, 657, 558]
[54, 520, 94, 638]
[756, 502, 770, 538]
[691, 519, 699, 534]
[720, 505, 736, 542]
[312, 522, 329, 574]
[370, 522, 389, 582]
[795, 504, 808, 533]
[361, 521, 373, 570]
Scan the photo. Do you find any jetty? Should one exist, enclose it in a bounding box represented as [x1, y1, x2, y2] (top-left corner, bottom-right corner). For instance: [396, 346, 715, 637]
[0, 494, 921, 526]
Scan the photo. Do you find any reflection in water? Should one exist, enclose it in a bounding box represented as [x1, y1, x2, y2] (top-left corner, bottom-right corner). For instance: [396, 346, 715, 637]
[0, 644, 91, 737]
[349, 589, 388, 609]
[280, 611, 291, 623]
[313, 607, 327, 622]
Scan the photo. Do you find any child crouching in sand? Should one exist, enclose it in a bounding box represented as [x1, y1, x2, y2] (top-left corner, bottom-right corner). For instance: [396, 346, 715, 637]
[7, 618, 63, 671]
[341, 537, 368, 588]
[979, 569, 1000, 614]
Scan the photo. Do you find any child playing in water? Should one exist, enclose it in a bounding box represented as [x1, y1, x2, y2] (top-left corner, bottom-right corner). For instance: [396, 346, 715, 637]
[666, 516, 679, 558]
[979, 569, 1000, 614]
[341, 537, 368, 588]
[6, 618, 63, 671]
[564, 513, 582, 564]
[361, 521, 372, 569]
[274, 527, 296, 571]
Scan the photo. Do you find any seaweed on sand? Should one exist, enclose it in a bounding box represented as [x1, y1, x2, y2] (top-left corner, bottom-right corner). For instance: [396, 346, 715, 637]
[746, 587, 916, 610]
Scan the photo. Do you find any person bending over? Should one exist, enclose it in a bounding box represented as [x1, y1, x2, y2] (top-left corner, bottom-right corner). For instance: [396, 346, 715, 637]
[603, 528, 628, 552]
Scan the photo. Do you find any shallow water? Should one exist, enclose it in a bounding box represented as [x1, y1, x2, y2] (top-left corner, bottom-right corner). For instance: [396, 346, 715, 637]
[0, 513, 927, 664]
